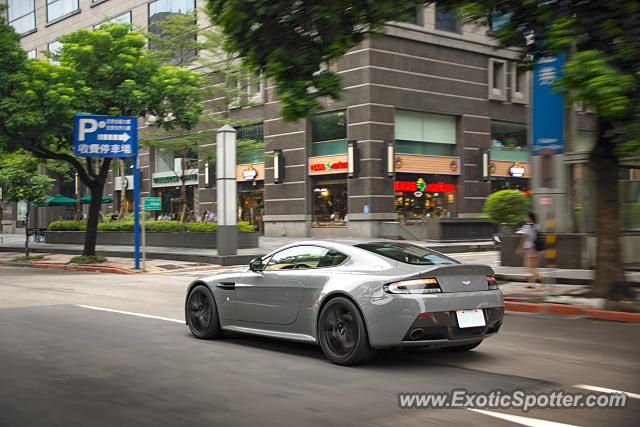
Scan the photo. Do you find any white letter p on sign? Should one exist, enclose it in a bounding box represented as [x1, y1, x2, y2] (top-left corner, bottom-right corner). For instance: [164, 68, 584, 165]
[78, 118, 98, 141]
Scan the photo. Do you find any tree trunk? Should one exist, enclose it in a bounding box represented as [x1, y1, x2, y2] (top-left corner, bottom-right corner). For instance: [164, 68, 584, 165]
[179, 156, 187, 222]
[0, 204, 3, 233]
[82, 159, 111, 257]
[589, 117, 625, 298]
[24, 203, 30, 256]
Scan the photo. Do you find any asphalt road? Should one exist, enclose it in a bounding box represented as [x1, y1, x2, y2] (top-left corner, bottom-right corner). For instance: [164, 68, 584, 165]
[1, 266, 638, 427]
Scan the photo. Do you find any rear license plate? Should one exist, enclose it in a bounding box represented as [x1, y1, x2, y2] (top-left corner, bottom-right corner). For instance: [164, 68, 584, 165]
[456, 309, 486, 328]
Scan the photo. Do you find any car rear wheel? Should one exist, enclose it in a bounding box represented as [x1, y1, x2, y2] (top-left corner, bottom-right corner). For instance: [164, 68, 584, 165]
[442, 340, 482, 352]
[318, 297, 377, 366]
[186, 285, 223, 339]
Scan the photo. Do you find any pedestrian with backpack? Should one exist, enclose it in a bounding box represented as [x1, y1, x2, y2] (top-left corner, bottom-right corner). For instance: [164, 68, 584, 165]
[516, 212, 545, 289]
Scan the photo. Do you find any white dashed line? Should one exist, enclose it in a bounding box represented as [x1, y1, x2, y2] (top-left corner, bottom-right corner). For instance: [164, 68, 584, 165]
[76, 305, 184, 324]
[574, 385, 640, 400]
[468, 409, 579, 427]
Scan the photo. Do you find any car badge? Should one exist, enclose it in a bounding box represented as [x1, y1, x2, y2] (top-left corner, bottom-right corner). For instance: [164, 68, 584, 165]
[461, 280, 471, 285]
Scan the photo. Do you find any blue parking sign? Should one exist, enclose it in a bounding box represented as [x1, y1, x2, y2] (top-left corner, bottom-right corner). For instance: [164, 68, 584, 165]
[73, 114, 138, 157]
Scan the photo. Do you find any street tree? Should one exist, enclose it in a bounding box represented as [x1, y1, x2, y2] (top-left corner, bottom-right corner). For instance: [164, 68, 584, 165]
[0, 153, 54, 256]
[208, 0, 640, 298]
[484, 190, 531, 231]
[141, 11, 265, 221]
[0, 22, 202, 256]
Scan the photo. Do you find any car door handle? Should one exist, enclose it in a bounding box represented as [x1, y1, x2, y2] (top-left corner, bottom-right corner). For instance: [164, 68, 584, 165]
[217, 282, 235, 290]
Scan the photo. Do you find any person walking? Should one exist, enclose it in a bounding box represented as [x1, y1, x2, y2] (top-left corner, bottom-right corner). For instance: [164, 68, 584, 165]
[516, 212, 545, 289]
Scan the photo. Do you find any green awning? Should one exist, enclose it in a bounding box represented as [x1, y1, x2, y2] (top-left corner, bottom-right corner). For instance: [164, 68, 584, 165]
[41, 195, 77, 206]
[79, 195, 114, 204]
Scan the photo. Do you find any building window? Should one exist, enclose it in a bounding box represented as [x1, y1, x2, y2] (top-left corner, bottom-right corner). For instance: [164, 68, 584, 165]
[488, 58, 507, 101]
[311, 110, 347, 156]
[237, 123, 264, 164]
[511, 64, 530, 104]
[435, 6, 460, 33]
[403, 6, 423, 25]
[48, 41, 63, 65]
[94, 11, 132, 29]
[47, 0, 79, 23]
[148, 0, 196, 64]
[312, 178, 348, 227]
[7, 0, 36, 35]
[490, 11, 512, 32]
[490, 120, 528, 160]
[27, 49, 37, 59]
[395, 110, 457, 156]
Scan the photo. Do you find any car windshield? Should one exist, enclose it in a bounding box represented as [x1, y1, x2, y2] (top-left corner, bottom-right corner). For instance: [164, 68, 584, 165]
[354, 242, 460, 265]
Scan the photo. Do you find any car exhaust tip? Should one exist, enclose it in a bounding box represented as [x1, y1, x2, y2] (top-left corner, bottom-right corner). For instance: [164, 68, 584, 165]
[409, 328, 424, 340]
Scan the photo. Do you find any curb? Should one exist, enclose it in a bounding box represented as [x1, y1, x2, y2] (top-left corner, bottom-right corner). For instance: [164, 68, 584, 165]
[504, 301, 640, 323]
[33, 263, 138, 275]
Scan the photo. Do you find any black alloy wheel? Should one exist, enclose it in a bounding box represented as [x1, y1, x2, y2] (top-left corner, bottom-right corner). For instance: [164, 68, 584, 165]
[318, 297, 377, 365]
[186, 285, 223, 339]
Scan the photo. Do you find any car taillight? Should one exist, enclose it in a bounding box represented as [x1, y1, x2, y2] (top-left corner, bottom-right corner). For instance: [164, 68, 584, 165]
[384, 278, 442, 294]
[487, 275, 499, 290]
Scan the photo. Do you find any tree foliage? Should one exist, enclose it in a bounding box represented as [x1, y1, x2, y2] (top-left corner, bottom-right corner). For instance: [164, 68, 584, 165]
[206, 0, 424, 121]
[0, 22, 202, 255]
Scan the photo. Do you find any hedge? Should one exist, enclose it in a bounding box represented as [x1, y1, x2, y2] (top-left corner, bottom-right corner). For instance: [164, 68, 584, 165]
[48, 220, 255, 232]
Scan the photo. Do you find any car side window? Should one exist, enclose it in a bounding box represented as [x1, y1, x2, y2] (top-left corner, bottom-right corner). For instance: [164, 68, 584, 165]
[265, 246, 330, 270]
[317, 250, 348, 268]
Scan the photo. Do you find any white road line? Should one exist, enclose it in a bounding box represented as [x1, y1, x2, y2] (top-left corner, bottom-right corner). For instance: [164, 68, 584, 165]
[76, 305, 184, 324]
[574, 385, 640, 400]
[468, 409, 579, 427]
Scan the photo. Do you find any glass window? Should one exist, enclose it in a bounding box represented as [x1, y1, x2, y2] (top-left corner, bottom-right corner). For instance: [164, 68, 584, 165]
[94, 11, 132, 29]
[490, 11, 512, 32]
[355, 242, 459, 265]
[573, 130, 596, 153]
[8, 0, 36, 34]
[395, 174, 457, 220]
[435, 6, 460, 33]
[237, 123, 264, 163]
[312, 179, 348, 227]
[148, 0, 196, 64]
[317, 250, 349, 267]
[27, 49, 37, 59]
[312, 110, 347, 156]
[47, 0, 79, 22]
[48, 41, 63, 65]
[395, 110, 456, 156]
[265, 246, 330, 270]
[490, 121, 529, 162]
[620, 167, 640, 231]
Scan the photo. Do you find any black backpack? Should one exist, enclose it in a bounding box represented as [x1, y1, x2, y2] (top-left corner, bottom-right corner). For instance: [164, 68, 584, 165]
[533, 227, 545, 251]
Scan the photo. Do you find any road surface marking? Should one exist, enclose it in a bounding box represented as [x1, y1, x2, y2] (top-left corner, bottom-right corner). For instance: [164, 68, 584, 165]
[468, 409, 579, 427]
[76, 304, 184, 324]
[574, 385, 640, 400]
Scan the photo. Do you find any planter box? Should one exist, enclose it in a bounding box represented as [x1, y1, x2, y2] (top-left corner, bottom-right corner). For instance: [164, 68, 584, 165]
[44, 230, 259, 249]
[500, 233, 583, 269]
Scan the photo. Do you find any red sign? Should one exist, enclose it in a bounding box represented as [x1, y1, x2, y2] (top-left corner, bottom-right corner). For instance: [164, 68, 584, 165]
[394, 181, 417, 192]
[425, 182, 454, 192]
[394, 181, 454, 192]
[310, 161, 348, 171]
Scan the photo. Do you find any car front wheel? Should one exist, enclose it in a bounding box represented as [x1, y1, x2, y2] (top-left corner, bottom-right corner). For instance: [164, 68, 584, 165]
[186, 285, 223, 339]
[318, 297, 377, 366]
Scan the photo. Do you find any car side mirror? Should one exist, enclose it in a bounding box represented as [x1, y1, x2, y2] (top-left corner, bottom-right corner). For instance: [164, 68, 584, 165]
[249, 257, 264, 272]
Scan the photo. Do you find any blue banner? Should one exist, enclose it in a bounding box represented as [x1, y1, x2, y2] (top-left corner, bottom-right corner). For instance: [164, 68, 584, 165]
[73, 114, 138, 157]
[532, 54, 565, 155]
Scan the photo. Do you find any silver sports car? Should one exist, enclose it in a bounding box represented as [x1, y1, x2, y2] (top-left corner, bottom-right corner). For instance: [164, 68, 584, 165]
[185, 240, 504, 365]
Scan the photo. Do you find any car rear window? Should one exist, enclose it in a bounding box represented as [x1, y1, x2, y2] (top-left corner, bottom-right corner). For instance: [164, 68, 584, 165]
[354, 242, 459, 265]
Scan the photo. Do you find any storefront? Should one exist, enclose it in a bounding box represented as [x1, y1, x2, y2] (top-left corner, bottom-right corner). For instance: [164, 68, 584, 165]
[151, 170, 198, 219]
[309, 154, 348, 227]
[394, 175, 457, 221]
[114, 175, 134, 213]
[489, 160, 532, 193]
[236, 163, 265, 233]
[393, 153, 460, 222]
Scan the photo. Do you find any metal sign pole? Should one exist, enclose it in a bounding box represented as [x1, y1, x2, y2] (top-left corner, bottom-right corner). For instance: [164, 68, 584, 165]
[134, 152, 140, 270]
[142, 203, 146, 272]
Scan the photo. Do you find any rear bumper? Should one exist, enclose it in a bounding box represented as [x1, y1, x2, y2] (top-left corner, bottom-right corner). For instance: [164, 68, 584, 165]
[361, 290, 504, 348]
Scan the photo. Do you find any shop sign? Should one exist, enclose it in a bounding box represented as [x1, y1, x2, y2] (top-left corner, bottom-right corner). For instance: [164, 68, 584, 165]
[152, 170, 198, 188]
[509, 162, 526, 177]
[413, 191, 423, 198]
[394, 179, 454, 193]
[241, 164, 259, 181]
[310, 160, 348, 171]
